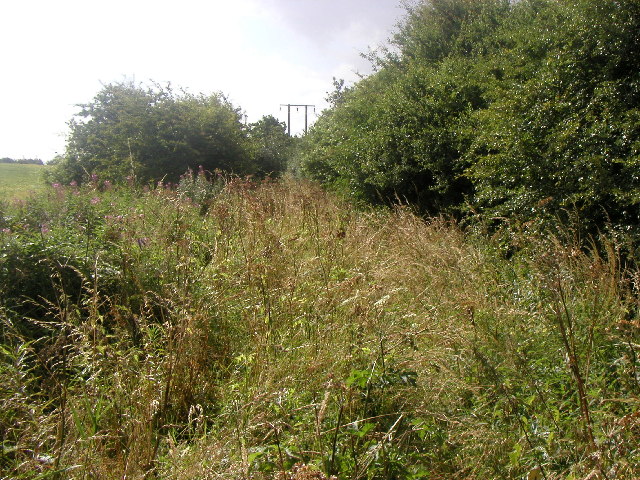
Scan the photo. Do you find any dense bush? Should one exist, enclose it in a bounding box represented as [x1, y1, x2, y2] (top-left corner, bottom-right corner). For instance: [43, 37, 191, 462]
[48, 82, 293, 186]
[301, 0, 509, 212]
[247, 115, 296, 177]
[468, 0, 640, 235]
[302, 0, 640, 237]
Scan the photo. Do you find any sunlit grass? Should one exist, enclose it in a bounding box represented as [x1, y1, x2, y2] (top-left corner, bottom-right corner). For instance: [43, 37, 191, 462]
[0, 163, 48, 200]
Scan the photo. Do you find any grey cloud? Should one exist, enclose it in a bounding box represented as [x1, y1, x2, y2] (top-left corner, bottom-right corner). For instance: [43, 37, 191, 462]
[260, 0, 404, 47]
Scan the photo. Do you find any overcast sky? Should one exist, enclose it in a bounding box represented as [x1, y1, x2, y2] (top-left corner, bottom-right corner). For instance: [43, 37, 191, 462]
[0, 0, 405, 161]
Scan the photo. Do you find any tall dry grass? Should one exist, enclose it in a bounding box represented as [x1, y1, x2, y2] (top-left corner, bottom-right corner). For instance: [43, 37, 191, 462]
[1, 175, 638, 479]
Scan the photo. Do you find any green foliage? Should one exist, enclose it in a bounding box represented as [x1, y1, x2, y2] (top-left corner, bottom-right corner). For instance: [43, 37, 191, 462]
[49, 81, 255, 185]
[302, 0, 507, 214]
[302, 0, 640, 237]
[248, 115, 294, 176]
[393, 0, 510, 63]
[3, 178, 639, 478]
[468, 0, 640, 234]
[0, 157, 44, 165]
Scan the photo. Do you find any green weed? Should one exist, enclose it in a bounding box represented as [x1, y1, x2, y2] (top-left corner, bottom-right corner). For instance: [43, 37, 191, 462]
[0, 177, 638, 479]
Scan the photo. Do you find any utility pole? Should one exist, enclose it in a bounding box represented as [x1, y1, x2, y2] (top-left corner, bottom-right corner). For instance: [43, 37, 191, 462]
[280, 104, 316, 136]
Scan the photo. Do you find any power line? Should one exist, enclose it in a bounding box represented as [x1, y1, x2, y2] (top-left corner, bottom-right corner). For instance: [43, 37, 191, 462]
[280, 104, 316, 136]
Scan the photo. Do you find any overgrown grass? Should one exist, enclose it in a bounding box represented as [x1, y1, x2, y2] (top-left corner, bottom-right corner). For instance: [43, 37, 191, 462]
[1, 173, 639, 479]
[0, 163, 48, 200]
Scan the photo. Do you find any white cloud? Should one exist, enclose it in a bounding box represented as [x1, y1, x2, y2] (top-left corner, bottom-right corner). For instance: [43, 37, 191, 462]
[0, 0, 402, 159]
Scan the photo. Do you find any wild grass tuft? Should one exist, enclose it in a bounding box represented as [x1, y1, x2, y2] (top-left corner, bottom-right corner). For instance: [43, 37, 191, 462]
[1, 176, 638, 479]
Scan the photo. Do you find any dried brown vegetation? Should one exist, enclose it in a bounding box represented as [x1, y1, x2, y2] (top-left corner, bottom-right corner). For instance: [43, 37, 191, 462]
[1, 176, 639, 479]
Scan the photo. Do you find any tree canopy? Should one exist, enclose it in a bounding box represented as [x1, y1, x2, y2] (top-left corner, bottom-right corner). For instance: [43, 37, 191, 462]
[247, 115, 294, 177]
[50, 82, 256, 184]
[301, 0, 640, 236]
[1, 157, 43, 165]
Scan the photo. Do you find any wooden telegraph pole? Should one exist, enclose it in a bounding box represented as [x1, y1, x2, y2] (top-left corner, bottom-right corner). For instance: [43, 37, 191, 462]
[280, 104, 316, 136]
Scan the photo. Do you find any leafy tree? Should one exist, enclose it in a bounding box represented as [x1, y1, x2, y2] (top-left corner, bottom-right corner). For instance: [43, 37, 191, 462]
[302, 0, 640, 238]
[325, 77, 351, 108]
[302, 0, 508, 213]
[0, 158, 43, 165]
[247, 115, 293, 176]
[467, 0, 640, 233]
[50, 81, 254, 184]
[392, 0, 510, 64]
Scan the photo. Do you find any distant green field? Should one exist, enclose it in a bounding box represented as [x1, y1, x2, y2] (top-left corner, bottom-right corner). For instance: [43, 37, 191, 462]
[0, 163, 48, 200]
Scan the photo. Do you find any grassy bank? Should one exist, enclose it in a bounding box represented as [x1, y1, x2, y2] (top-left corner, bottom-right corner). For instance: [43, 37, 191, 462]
[1, 174, 639, 479]
[0, 163, 47, 200]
